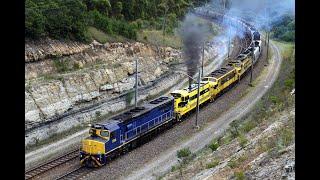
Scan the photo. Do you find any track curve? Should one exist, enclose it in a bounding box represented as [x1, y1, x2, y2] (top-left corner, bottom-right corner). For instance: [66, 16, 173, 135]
[125, 39, 282, 180]
[25, 10, 280, 180]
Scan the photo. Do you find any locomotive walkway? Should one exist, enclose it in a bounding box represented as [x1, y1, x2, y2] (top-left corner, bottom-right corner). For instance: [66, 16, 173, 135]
[125, 40, 282, 179]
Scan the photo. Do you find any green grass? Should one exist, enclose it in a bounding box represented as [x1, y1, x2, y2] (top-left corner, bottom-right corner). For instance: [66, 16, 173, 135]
[177, 148, 191, 159]
[234, 171, 246, 180]
[228, 157, 238, 169]
[137, 30, 182, 49]
[239, 120, 257, 133]
[206, 160, 219, 169]
[227, 154, 248, 169]
[53, 59, 70, 73]
[238, 133, 248, 148]
[88, 26, 108, 44]
[88, 26, 128, 43]
[273, 41, 295, 59]
[208, 139, 219, 151]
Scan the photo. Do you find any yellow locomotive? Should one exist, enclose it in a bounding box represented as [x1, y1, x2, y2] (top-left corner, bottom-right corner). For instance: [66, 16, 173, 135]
[170, 81, 215, 120]
[171, 47, 259, 120]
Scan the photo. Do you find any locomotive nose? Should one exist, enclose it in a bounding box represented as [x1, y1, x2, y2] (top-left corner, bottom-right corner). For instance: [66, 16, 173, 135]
[80, 139, 106, 167]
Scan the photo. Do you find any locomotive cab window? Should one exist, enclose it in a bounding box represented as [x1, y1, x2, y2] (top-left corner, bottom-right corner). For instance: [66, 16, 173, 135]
[110, 132, 116, 139]
[182, 96, 189, 102]
[202, 77, 210, 81]
[171, 93, 182, 100]
[178, 101, 187, 108]
[100, 130, 109, 138]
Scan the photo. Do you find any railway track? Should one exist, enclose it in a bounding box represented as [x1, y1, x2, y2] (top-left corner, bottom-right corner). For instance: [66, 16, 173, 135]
[25, 10, 258, 180]
[25, 149, 79, 180]
[54, 166, 93, 180]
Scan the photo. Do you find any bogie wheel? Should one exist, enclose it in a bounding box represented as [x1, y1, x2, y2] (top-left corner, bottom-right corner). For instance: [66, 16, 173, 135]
[210, 96, 214, 103]
[176, 114, 182, 122]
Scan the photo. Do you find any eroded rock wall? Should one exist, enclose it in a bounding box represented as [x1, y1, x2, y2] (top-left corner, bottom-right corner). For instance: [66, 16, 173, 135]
[25, 39, 181, 124]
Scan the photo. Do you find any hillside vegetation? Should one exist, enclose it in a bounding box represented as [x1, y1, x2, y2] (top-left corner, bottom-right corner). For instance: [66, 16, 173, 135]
[271, 15, 295, 42]
[26, 0, 208, 42]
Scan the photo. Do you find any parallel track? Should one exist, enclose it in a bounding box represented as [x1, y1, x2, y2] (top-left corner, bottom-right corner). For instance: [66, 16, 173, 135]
[25, 149, 79, 180]
[54, 166, 93, 180]
[26, 10, 259, 180]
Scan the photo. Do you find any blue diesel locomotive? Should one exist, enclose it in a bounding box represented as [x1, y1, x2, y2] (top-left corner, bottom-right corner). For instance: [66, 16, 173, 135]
[80, 96, 174, 167]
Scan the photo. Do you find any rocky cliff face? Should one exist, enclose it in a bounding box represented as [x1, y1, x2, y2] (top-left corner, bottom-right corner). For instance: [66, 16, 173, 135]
[25, 39, 181, 124]
[25, 38, 90, 62]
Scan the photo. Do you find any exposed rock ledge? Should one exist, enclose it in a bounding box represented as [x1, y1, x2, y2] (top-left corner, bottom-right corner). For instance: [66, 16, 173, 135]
[25, 38, 90, 62]
[25, 39, 182, 125]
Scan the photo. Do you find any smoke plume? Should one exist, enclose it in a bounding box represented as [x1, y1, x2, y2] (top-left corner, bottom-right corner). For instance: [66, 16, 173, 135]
[179, 13, 210, 88]
[211, 0, 295, 31]
[179, 0, 294, 89]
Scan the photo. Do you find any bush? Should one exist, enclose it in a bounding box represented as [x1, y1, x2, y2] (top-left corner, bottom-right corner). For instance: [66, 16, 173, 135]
[230, 120, 240, 138]
[25, 0, 46, 39]
[269, 95, 279, 104]
[234, 171, 245, 180]
[279, 128, 294, 147]
[126, 90, 135, 105]
[88, 10, 138, 40]
[53, 60, 70, 73]
[95, 111, 101, 118]
[240, 120, 256, 133]
[228, 155, 247, 169]
[26, 0, 89, 41]
[238, 134, 248, 148]
[271, 15, 294, 42]
[284, 79, 294, 89]
[206, 160, 219, 169]
[228, 158, 238, 169]
[171, 165, 176, 172]
[208, 140, 219, 151]
[26, 0, 196, 41]
[177, 148, 191, 159]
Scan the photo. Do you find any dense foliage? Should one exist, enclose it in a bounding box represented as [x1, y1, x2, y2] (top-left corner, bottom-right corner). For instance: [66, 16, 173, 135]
[271, 15, 295, 42]
[26, 0, 208, 41]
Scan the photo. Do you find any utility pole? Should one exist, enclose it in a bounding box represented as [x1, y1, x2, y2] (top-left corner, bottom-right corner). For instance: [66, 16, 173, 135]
[227, 32, 230, 58]
[222, 0, 226, 11]
[249, 48, 254, 86]
[162, 5, 168, 36]
[264, 31, 267, 46]
[135, 58, 138, 108]
[266, 31, 270, 64]
[265, 3, 270, 64]
[201, 41, 205, 77]
[195, 69, 201, 129]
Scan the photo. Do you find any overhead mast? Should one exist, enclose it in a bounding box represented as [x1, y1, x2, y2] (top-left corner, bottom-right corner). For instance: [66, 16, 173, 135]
[195, 69, 201, 129]
[135, 58, 138, 108]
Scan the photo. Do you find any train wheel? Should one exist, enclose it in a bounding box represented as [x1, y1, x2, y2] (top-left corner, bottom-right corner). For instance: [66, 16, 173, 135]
[210, 96, 214, 103]
[176, 114, 182, 122]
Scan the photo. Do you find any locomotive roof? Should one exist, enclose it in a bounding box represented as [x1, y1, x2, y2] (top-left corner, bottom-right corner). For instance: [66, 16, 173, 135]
[208, 66, 235, 79]
[171, 81, 209, 95]
[97, 96, 173, 127]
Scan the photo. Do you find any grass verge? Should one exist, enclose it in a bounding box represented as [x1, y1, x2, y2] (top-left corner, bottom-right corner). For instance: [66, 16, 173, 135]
[137, 30, 182, 49]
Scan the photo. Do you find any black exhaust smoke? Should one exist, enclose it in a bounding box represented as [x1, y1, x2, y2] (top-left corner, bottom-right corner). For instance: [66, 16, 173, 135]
[179, 13, 210, 90]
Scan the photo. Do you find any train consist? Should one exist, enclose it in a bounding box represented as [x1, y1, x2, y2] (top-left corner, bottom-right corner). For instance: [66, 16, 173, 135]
[80, 12, 262, 168]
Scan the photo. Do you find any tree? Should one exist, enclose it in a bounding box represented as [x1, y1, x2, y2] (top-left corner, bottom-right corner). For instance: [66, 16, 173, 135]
[25, 0, 46, 38]
[84, 0, 111, 15]
[114, 2, 123, 18]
